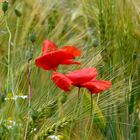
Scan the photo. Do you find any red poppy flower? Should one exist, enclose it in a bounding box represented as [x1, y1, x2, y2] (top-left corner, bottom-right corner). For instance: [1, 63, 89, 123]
[52, 68, 112, 94]
[81, 80, 112, 93]
[66, 68, 98, 86]
[35, 40, 81, 71]
[52, 72, 72, 91]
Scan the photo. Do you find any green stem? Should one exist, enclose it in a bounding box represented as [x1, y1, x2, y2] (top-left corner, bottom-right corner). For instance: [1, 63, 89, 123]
[4, 10, 20, 120]
[24, 60, 32, 140]
[86, 93, 100, 140]
[77, 87, 81, 105]
[77, 87, 81, 136]
[68, 87, 81, 140]
[11, 18, 21, 114]
[91, 94, 93, 117]
[27, 60, 33, 106]
[4, 13, 11, 92]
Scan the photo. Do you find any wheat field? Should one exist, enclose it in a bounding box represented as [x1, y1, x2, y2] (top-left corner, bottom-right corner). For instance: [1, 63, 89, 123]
[0, 0, 140, 140]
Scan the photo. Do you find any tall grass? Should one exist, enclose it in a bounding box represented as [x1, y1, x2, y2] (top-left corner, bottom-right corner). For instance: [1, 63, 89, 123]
[0, 0, 140, 139]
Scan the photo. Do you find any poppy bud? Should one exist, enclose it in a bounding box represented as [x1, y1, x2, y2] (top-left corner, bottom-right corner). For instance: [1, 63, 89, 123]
[29, 33, 36, 43]
[15, 8, 22, 17]
[2, 1, 8, 13]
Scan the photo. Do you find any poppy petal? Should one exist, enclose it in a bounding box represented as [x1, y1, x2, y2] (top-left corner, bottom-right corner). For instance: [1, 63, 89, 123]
[82, 80, 112, 94]
[42, 40, 58, 55]
[61, 59, 81, 65]
[52, 72, 72, 92]
[62, 46, 81, 58]
[35, 50, 75, 71]
[66, 68, 98, 86]
[35, 55, 52, 70]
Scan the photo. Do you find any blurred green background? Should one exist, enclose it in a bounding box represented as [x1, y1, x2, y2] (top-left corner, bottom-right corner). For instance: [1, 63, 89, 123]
[0, 0, 140, 139]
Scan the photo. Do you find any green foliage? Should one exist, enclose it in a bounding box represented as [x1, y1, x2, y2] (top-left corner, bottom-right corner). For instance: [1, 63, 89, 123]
[0, 0, 140, 139]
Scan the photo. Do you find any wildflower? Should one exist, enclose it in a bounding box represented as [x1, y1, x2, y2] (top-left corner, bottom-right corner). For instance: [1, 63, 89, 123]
[52, 68, 112, 94]
[35, 40, 81, 71]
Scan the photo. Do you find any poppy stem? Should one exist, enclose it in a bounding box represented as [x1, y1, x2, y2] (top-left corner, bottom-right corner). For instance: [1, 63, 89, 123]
[4, 12, 11, 93]
[26, 60, 32, 105]
[78, 87, 80, 101]
[77, 87, 81, 136]
[76, 87, 81, 115]
[85, 93, 100, 140]
[24, 60, 33, 140]
[90, 93, 93, 117]
[68, 87, 81, 140]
